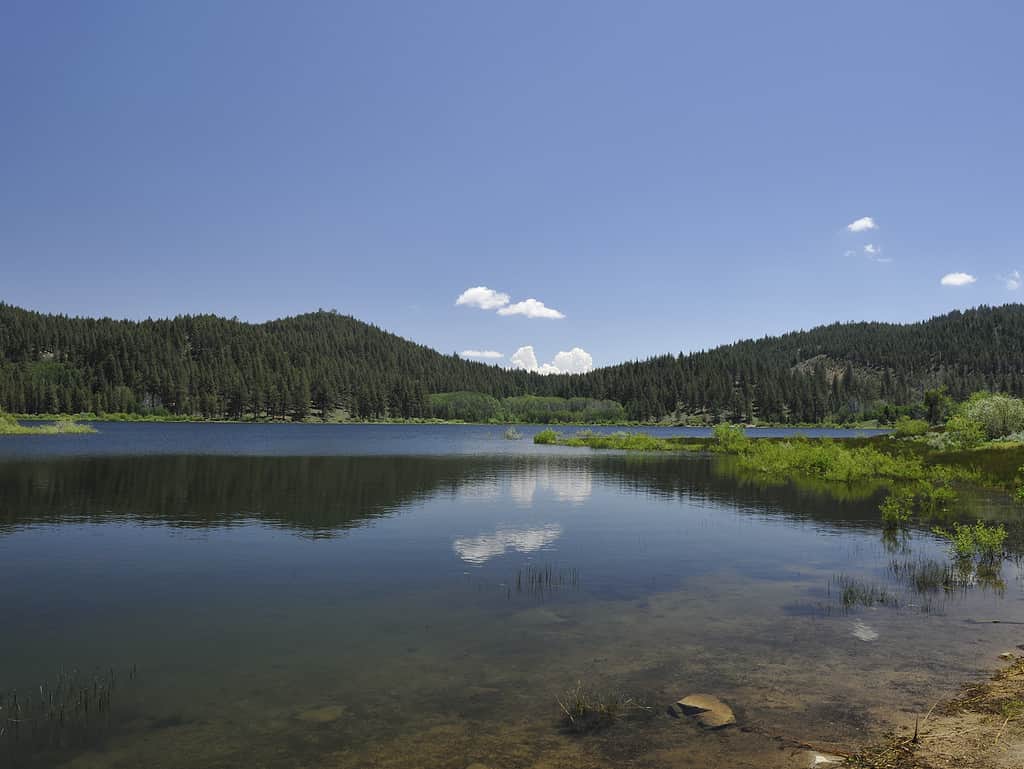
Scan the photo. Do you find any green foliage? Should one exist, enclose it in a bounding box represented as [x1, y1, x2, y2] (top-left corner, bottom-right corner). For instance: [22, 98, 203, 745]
[933, 521, 1008, 563]
[893, 416, 929, 437]
[879, 480, 958, 526]
[533, 428, 559, 445]
[427, 391, 504, 422]
[958, 392, 1024, 440]
[710, 423, 751, 453]
[501, 395, 626, 424]
[562, 431, 676, 451]
[942, 413, 987, 450]
[880, 488, 915, 526]
[735, 438, 928, 483]
[0, 409, 95, 435]
[923, 387, 954, 424]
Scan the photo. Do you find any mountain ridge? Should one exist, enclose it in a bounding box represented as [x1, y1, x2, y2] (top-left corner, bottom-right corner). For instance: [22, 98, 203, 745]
[1, 302, 1021, 423]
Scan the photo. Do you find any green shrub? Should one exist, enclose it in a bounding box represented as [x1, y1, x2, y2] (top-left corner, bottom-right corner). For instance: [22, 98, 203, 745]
[943, 414, 986, 450]
[959, 392, 1024, 440]
[893, 417, 929, 437]
[736, 439, 928, 483]
[710, 423, 751, 453]
[933, 521, 1007, 563]
[534, 428, 559, 445]
[880, 489, 914, 526]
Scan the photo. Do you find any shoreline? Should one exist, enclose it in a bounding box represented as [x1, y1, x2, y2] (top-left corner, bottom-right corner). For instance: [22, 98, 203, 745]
[848, 653, 1024, 768]
[9, 413, 886, 430]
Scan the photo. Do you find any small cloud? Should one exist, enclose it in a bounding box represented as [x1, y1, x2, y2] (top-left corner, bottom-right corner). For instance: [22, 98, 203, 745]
[940, 272, 977, 287]
[1004, 270, 1021, 291]
[844, 249, 856, 257]
[460, 349, 504, 359]
[455, 286, 510, 310]
[847, 216, 877, 233]
[497, 298, 565, 319]
[863, 244, 892, 263]
[510, 345, 593, 374]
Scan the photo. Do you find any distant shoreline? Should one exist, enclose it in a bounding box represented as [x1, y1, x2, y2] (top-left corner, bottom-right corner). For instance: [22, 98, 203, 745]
[10, 413, 886, 430]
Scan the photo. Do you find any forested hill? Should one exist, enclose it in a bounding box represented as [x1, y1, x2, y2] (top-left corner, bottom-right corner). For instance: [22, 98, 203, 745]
[1, 302, 1022, 423]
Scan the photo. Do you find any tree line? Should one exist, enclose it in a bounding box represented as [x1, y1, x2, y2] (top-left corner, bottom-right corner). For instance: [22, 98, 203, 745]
[1, 302, 1022, 424]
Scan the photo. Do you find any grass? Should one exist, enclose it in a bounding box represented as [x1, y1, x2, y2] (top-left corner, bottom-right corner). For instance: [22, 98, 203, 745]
[533, 428, 683, 451]
[555, 681, 648, 733]
[1, 665, 136, 753]
[0, 412, 96, 435]
[512, 564, 580, 598]
[830, 574, 900, 611]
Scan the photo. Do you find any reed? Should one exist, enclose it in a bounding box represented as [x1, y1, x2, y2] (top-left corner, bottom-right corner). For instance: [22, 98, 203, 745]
[1, 665, 136, 756]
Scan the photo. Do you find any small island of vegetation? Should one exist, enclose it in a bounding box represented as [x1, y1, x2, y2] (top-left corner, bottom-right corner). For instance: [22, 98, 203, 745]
[0, 409, 95, 435]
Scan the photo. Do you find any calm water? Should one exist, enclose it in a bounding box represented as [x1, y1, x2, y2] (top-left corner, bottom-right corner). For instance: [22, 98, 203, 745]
[1, 423, 1021, 769]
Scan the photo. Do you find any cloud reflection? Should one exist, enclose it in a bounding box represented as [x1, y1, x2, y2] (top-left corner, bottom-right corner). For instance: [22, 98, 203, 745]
[453, 524, 563, 565]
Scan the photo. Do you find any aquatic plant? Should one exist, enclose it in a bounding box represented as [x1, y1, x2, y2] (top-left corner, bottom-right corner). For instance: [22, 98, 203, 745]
[888, 558, 964, 594]
[830, 574, 899, 612]
[556, 681, 647, 733]
[932, 521, 1007, 564]
[513, 564, 579, 598]
[879, 480, 958, 526]
[735, 438, 930, 483]
[0, 665, 136, 754]
[562, 431, 676, 451]
[503, 426, 523, 440]
[0, 411, 96, 435]
[710, 423, 750, 453]
[533, 428, 559, 445]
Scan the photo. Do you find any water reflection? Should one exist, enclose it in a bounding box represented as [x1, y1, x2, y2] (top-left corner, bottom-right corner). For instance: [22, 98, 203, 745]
[0, 452, 1014, 536]
[452, 524, 563, 564]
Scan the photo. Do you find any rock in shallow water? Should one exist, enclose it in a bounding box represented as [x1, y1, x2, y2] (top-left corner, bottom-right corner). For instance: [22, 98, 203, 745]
[794, 750, 845, 767]
[668, 693, 736, 729]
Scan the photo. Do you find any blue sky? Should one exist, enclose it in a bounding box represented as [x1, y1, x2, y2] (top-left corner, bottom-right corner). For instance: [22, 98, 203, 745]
[2, 2, 1021, 373]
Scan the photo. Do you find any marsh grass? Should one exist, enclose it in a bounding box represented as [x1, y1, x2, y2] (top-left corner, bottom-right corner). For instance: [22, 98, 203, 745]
[512, 564, 579, 599]
[0, 411, 95, 435]
[1, 665, 136, 755]
[555, 681, 648, 734]
[829, 574, 900, 612]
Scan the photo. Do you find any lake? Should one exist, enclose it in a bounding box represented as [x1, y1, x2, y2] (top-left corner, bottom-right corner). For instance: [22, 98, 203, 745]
[1, 423, 1021, 768]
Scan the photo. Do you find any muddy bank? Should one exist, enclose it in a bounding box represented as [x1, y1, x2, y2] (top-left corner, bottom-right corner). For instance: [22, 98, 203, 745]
[850, 654, 1024, 768]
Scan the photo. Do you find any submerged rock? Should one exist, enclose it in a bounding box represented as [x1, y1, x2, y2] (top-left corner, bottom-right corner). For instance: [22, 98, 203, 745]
[668, 693, 736, 729]
[794, 750, 845, 767]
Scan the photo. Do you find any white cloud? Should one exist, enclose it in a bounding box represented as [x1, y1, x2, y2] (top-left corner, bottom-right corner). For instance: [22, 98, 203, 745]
[460, 349, 504, 359]
[551, 347, 594, 374]
[497, 298, 566, 319]
[844, 249, 856, 257]
[864, 244, 878, 255]
[847, 216, 877, 232]
[510, 345, 541, 372]
[940, 272, 977, 287]
[510, 345, 594, 375]
[455, 286, 510, 310]
[1004, 270, 1021, 291]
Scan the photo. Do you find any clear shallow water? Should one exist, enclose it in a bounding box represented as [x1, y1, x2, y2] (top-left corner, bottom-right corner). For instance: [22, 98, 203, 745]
[0, 423, 1021, 769]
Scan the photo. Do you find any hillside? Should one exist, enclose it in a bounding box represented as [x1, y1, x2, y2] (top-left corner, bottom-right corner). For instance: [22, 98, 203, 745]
[1, 303, 1022, 423]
